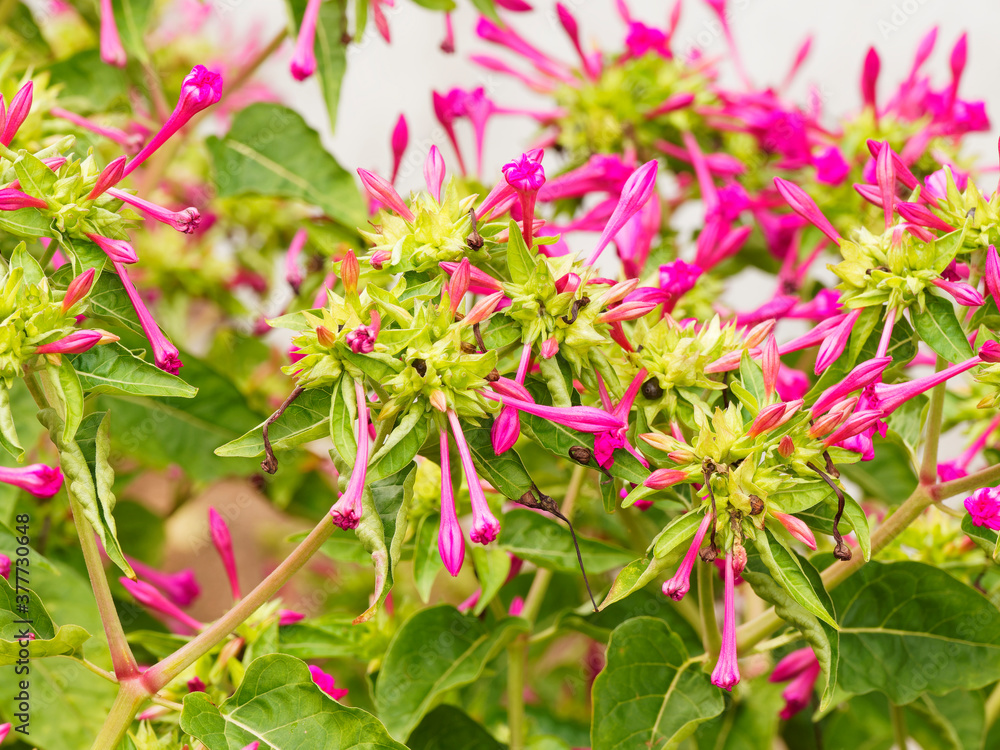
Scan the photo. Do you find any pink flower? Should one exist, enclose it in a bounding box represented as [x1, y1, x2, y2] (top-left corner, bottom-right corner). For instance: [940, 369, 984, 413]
[309, 665, 349, 700]
[932, 277, 983, 307]
[771, 510, 817, 550]
[35, 330, 106, 355]
[106, 188, 200, 234]
[0, 555, 10, 580]
[438, 426, 465, 576]
[862, 47, 880, 112]
[587, 161, 659, 266]
[773, 177, 841, 246]
[483, 391, 624, 433]
[291, 0, 322, 81]
[208, 508, 241, 601]
[424, 146, 446, 203]
[125, 557, 200, 607]
[1, 82, 33, 147]
[120, 578, 204, 632]
[87, 156, 128, 200]
[965, 487, 1000, 530]
[662, 513, 712, 600]
[330, 381, 371, 530]
[98, 0, 126, 67]
[87, 234, 138, 264]
[114, 261, 183, 374]
[503, 151, 545, 248]
[448, 410, 501, 544]
[345, 311, 381, 354]
[0, 464, 63, 497]
[710, 551, 741, 691]
[813, 146, 850, 186]
[811, 356, 892, 416]
[358, 168, 415, 221]
[770, 647, 821, 719]
[0, 188, 47, 211]
[814, 308, 862, 373]
[284, 229, 308, 293]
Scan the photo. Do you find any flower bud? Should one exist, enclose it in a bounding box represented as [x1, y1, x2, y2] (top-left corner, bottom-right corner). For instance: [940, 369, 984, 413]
[316, 325, 336, 348]
[1, 81, 33, 146]
[358, 168, 415, 221]
[0, 464, 63, 497]
[643, 469, 689, 489]
[462, 291, 506, 327]
[449, 258, 471, 315]
[778, 435, 795, 457]
[341, 250, 359, 294]
[390, 114, 408, 184]
[429, 390, 448, 412]
[208, 507, 241, 601]
[773, 177, 841, 245]
[0, 188, 47, 211]
[87, 156, 127, 199]
[87, 234, 138, 264]
[771, 510, 817, 550]
[424, 145, 446, 202]
[540, 336, 559, 359]
[62, 268, 96, 313]
[985, 246, 1000, 302]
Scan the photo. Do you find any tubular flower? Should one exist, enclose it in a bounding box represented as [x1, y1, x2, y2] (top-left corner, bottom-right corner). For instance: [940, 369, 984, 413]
[770, 647, 821, 719]
[0, 189, 47, 211]
[208, 508, 241, 601]
[662, 512, 712, 600]
[710, 551, 741, 691]
[308, 665, 349, 701]
[105, 189, 201, 234]
[330, 380, 372, 530]
[0, 82, 32, 146]
[503, 150, 545, 248]
[587, 160, 659, 266]
[438, 426, 465, 576]
[965, 487, 1000, 530]
[0, 464, 63, 497]
[448, 410, 501, 544]
[125, 557, 200, 607]
[98, 0, 127, 67]
[120, 578, 204, 632]
[285, 229, 308, 293]
[114, 261, 183, 374]
[291, 0, 323, 81]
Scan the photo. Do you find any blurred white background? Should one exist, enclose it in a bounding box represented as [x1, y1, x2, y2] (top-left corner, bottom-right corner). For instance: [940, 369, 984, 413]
[224, 0, 1000, 191]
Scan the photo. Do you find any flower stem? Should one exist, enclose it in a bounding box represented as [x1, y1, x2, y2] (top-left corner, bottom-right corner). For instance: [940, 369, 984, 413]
[508, 465, 586, 750]
[934, 462, 1000, 500]
[919, 356, 947, 485]
[891, 702, 908, 749]
[89, 679, 147, 750]
[141, 514, 336, 692]
[985, 681, 1000, 730]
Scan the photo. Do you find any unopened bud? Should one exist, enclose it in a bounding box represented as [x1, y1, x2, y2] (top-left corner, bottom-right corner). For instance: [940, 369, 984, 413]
[316, 325, 336, 347]
[429, 390, 448, 412]
[341, 250, 359, 294]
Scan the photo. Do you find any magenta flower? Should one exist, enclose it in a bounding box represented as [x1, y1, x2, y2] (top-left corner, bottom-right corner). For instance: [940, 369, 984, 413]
[770, 647, 821, 719]
[330, 380, 371, 530]
[390, 114, 408, 184]
[106, 188, 200, 234]
[285, 229, 308, 293]
[0, 555, 9, 580]
[986, 246, 1000, 302]
[447, 410, 501, 544]
[771, 510, 817, 550]
[0, 464, 63, 497]
[0, 188, 47, 211]
[357, 168, 415, 221]
[438, 426, 465, 576]
[773, 177, 841, 246]
[208, 508, 241, 601]
[503, 150, 545, 248]
[87, 233, 138, 264]
[939, 415, 1000, 481]
[279, 609, 306, 626]
[52, 109, 142, 156]
[291, 0, 322, 81]
[120, 578, 204, 632]
[35, 329, 107, 355]
[483, 390, 624, 433]
[492, 344, 533, 455]
[87, 156, 128, 200]
[587, 160, 659, 266]
[98, 0, 126, 67]
[0, 82, 32, 147]
[813, 146, 850, 186]
[896, 202, 954, 233]
[424, 146, 446, 203]
[872, 354, 983, 415]
[308, 665, 349, 701]
[861, 46, 880, 113]
[965, 487, 1000, 530]
[0, 722, 11, 743]
[662, 512, 712, 601]
[932, 277, 983, 307]
[747, 400, 802, 438]
[187, 676, 206, 693]
[114, 261, 183, 374]
[122, 66, 223, 179]
[710, 551, 741, 691]
[345, 311, 381, 354]
[125, 556, 200, 607]
[810, 356, 892, 416]
[643, 469, 690, 490]
[814, 308, 862, 373]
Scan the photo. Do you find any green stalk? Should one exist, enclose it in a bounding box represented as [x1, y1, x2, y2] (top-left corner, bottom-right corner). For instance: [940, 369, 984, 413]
[890, 703, 908, 749]
[918, 357, 947, 485]
[698, 562, 720, 657]
[508, 465, 586, 750]
[89, 679, 147, 750]
[985, 681, 1000, 730]
[141, 514, 336, 692]
[934, 462, 1000, 501]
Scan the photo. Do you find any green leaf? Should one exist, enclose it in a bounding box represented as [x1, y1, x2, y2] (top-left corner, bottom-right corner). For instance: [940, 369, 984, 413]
[75, 270, 142, 335]
[0, 576, 90, 664]
[352, 464, 415, 623]
[374, 605, 527, 740]
[44, 49, 129, 111]
[506, 220, 534, 284]
[413, 514, 444, 603]
[0, 386, 23, 461]
[470, 543, 511, 615]
[367, 404, 429, 483]
[69, 342, 197, 398]
[962, 513, 998, 558]
[912, 294, 975, 363]
[752, 529, 836, 627]
[499, 508, 632, 574]
[286, 0, 349, 130]
[410, 0, 456, 8]
[408, 706, 502, 750]
[207, 103, 365, 229]
[769, 480, 836, 515]
[37, 409, 132, 578]
[216, 386, 333, 458]
[329, 374, 357, 465]
[180, 653, 407, 750]
[38, 360, 83, 444]
[832, 560, 1000, 704]
[277, 616, 379, 660]
[10, 242, 44, 284]
[0, 207, 49, 238]
[463, 423, 534, 501]
[591, 617, 724, 750]
[742, 549, 839, 709]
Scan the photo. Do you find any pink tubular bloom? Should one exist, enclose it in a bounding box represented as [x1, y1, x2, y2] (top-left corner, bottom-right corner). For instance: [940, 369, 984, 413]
[1, 82, 33, 146]
[106, 188, 200, 234]
[114, 261, 183, 374]
[662, 513, 713, 601]
[492, 343, 532, 455]
[0, 188, 47, 211]
[424, 146, 446, 202]
[482, 390, 624, 433]
[896, 202, 954, 232]
[770, 647, 821, 719]
[440, 261, 502, 293]
[813, 146, 850, 185]
[279, 609, 306, 626]
[357, 168, 415, 221]
[290, 0, 321, 80]
[125, 557, 200, 607]
[748, 400, 802, 438]
[208, 508, 241, 601]
[811, 356, 892, 416]
[308, 665, 349, 700]
[587, 160, 659, 266]
[710, 551, 741, 691]
[330, 380, 371, 530]
[120, 578, 204, 632]
[815, 308, 863, 373]
[771, 510, 817, 550]
[872, 355, 982, 415]
[87, 233, 138, 264]
[0, 555, 9, 580]
[98, 0, 126, 67]
[644, 469, 689, 490]
[462, 291, 506, 327]
[88, 156, 128, 200]
[285, 228, 308, 292]
[447, 410, 501, 544]
[438, 426, 465, 575]
[390, 114, 408, 184]
[52, 109, 142, 155]
[932, 278, 983, 307]
[965, 487, 1000, 530]
[345, 310, 381, 354]
[122, 66, 223, 179]
[503, 151, 545, 248]
[862, 47, 880, 112]
[35, 329, 106, 355]
[773, 177, 841, 246]
[985, 246, 1000, 301]
[0, 464, 63, 497]
[449, 258, 472, 315]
